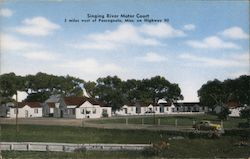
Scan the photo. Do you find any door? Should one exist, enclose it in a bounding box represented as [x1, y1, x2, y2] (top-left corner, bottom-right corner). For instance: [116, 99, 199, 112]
[25, 110, 29, 118]
[60, 110, 63, 118]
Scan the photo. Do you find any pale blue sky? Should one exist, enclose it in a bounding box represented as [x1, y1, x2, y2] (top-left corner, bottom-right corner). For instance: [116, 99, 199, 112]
[1, 0, 249, 101]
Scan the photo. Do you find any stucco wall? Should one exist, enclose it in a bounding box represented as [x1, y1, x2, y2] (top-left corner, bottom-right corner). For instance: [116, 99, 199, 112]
[9, 106, 42, 118]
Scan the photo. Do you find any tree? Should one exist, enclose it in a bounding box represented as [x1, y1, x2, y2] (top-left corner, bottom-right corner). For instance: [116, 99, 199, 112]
[92, 75, 183, 110]
[217, 106, 231, 120]
[84, 81, 97, 97]
[198, 75, 250, 109]
[224, 75, 250, 106]
[25, 92, 50, 102]
[0, 73, 25, 104]
[139, 76, 183, 103]
[198, 79, 228, 108]
[240, 107, 250, 125]
[1, 72, 85, 103]
[94, 76, 127, 110]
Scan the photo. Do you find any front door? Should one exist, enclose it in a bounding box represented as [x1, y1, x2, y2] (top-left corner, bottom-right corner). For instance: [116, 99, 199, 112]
[60, 110, 63, 118]
[25, 110, 29, 118]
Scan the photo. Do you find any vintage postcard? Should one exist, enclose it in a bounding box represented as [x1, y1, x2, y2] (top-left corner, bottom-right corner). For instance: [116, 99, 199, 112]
[0, 0, 249, 158]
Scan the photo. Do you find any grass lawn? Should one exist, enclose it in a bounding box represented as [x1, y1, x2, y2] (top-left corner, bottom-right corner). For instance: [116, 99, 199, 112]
[1, 137, 250, 158]
[0, 124, 172, 144]
[88, 114, 246, 129]
[2, 151, 143, 159]
[1, 124, 250, 158]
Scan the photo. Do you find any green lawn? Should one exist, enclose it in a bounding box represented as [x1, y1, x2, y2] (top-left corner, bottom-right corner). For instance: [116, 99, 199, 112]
[89, 114, 246, 129]
[0, 124, 250, 158]
[0, 124, 172, 144]
[2, 151, 143, 159]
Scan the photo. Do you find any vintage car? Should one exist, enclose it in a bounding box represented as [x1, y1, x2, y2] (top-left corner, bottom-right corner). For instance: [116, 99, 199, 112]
[193, 120, 222, 131]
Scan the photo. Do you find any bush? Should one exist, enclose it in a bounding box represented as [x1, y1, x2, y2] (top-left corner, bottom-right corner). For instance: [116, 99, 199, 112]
[217, 107, 230, 120]
[238, 122, 250, 128]
[102, 112, 108, 118]
[74, 147, 87, 152]
[142, 141, 170, 157]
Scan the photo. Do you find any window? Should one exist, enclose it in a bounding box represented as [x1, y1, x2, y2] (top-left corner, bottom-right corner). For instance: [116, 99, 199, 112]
[131, 107, 133, 111]
[124, 108, 128, 114]
[93, 108, 96, 114]
[86, 110, 91, 114]
[68, 108, 75, 115]
[154, 107, 157, 111]
[102, 109, 108, 114]
[34, 108, 38, 114]
[70, 108, 76, 115]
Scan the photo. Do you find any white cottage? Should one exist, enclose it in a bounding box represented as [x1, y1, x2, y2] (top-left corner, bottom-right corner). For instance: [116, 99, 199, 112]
[229, 107, 245, 117]
[115, 104, 137, 116]
[63, 96, 111, 119]
[42, 102, 56, 117]
[44, 95, 67, 118]
[115, 101, 207, 116]
[116, 102, 176, 116]
[9, 102, 43, 118]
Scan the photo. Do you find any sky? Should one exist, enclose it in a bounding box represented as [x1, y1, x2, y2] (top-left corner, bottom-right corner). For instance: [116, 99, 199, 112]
[0, 0, 249, 102]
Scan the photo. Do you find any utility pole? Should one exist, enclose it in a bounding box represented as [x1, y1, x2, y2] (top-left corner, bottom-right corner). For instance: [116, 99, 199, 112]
[0, 124, 2, 159]
[15, 92, 19, 139]
[0, 97, 2, 159]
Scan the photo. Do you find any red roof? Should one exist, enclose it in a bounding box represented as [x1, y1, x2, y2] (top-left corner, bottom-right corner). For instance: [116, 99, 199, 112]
[63, 96, 106, 107]
[17, 102, 42, 108]
[47, 102, 56, 108]
[227, 100, 240, 108]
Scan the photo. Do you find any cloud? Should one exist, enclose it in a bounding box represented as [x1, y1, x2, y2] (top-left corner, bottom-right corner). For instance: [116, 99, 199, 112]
[1, 34, 57, 61]
[1, 34, 41, 52]
[0, 8, 13, 17]
[15, 17, 60, 36]
[219, 26, 249, 39]
[71, 42, 116, 50]
[186, 36, 240, 49]
[140, 23, 185, 38]
[140, 52, 167, 62]
[183, 24, 196, 31]
[72, 23, 186, 51]
[179, 52, 249, 67]
[22, 51, 58, 61]
[58, 58, 123, 74]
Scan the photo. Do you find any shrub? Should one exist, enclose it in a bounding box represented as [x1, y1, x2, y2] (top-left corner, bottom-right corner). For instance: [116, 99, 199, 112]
[102, 112, 108, 118]
[142, 141, 170, 157]
[217, 106, 230, 120]
[74, 147, 87, 152]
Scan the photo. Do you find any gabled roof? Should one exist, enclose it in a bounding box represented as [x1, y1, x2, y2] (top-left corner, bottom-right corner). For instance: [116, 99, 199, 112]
[227, 100, 240, 108]
[63, 96, 106, 107]
[124, 101, 159, 107]
[46, 102, 56, 108]
[45, 95, 61, 103]
[174, 102, 200, 107]
[159, 103, 172, 107]
[17, 102, 42, 108]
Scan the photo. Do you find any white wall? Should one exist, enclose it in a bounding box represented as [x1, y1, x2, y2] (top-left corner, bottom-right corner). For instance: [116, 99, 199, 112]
[229, 107, 243, 117]
[50, 108, 54, 113]
[75, 101, 111, 119]
[116, 105, 137, 115]
[9, 105, 42, 118]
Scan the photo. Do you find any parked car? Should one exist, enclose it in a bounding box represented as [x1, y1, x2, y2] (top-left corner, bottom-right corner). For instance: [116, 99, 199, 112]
[193, 120, 222, 131]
